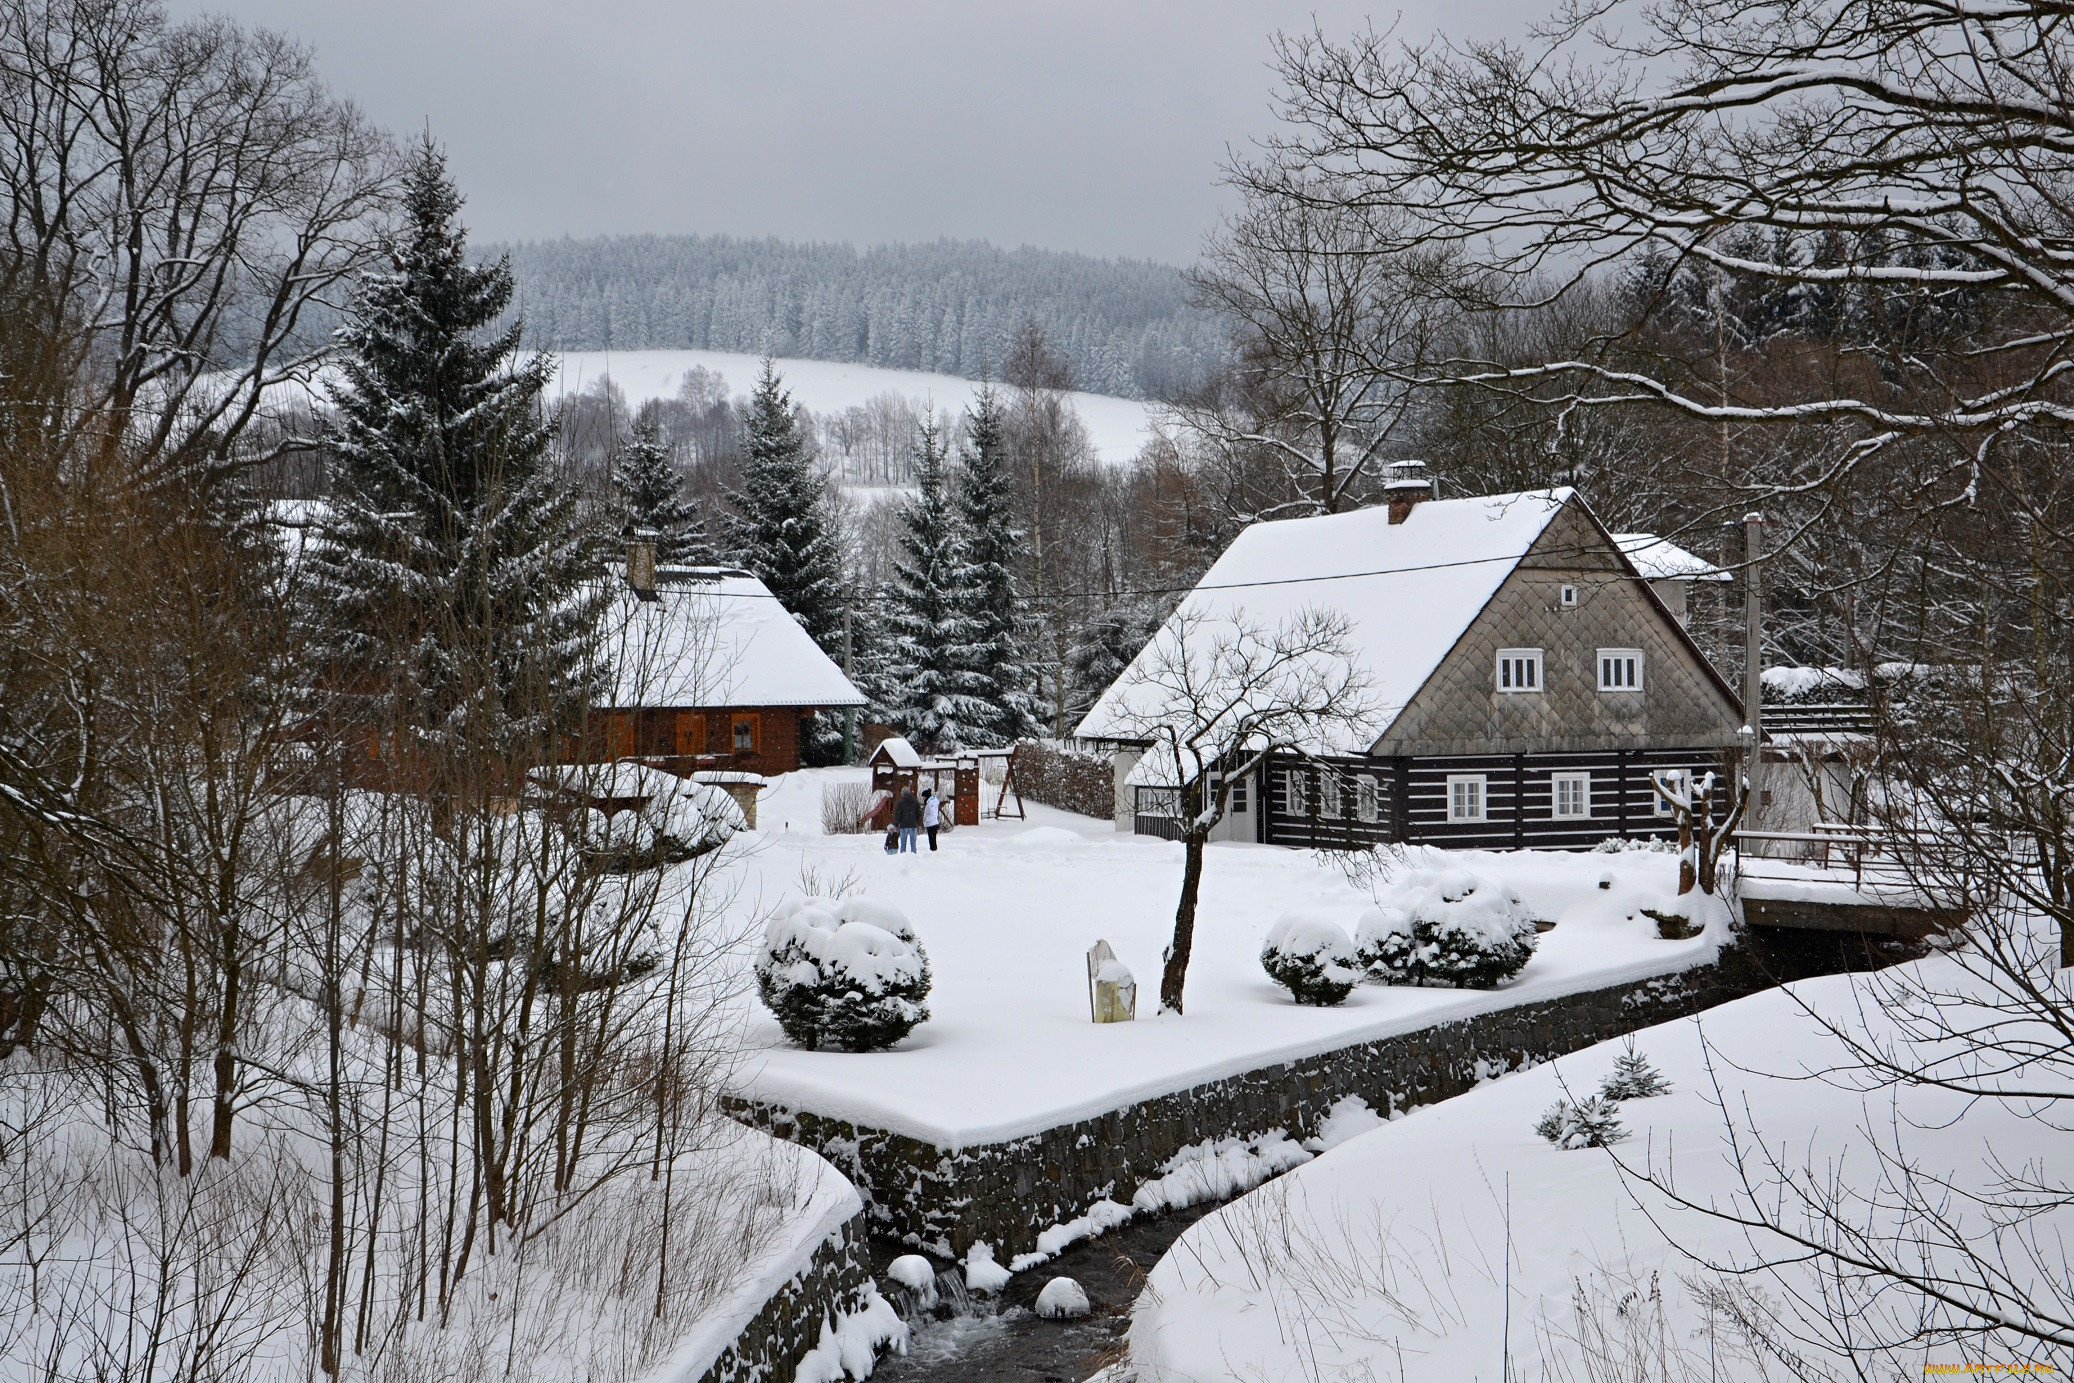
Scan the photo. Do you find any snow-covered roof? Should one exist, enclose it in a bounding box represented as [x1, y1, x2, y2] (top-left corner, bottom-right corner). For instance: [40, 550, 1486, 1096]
[600, 566, 866, 711]
[871, 736, 923, 768]
[1613, 533, 1732, 583]
[1761, 665, 1867, 700]
[1076, 489, 1580, 753]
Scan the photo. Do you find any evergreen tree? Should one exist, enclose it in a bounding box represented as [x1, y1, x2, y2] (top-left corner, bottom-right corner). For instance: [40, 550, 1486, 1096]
[725, 359, 843, 651]
[1599, 1038, 1673, 1100]
[951, 388, 1045, 745]
[614, 412, 707, 563]
[307, 137, 603, 763]
[880, 419, 989, 750]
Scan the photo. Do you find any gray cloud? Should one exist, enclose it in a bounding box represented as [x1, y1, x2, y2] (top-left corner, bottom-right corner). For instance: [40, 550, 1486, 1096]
[164, 1, 1519, 263]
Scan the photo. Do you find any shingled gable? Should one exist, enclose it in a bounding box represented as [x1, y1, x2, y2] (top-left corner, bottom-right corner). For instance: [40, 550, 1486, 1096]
[1371, 495, 1744, 757]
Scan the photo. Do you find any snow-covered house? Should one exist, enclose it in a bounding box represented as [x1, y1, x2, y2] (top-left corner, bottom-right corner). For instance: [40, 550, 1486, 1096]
[577, 556, 867, 779]
[1075, 483, 1747, 850]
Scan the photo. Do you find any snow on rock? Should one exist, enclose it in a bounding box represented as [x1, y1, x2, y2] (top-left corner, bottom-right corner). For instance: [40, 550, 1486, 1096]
[1131, 1132, 1313, 1215]
[1304, 1095, 1388, 1152]
[962, 1242, 1012, 1294]
[1008, 1198, 1135, 1273]
[790, 1289, 906, 1383]
[1034, 1277, 1092, 1321]
[886, 1254, 937, 1294]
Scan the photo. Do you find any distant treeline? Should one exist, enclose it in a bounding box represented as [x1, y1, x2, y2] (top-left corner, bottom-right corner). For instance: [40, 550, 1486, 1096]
[489, 233, 1230, 400]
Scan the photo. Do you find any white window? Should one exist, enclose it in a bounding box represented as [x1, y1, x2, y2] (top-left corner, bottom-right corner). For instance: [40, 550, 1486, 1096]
[1320, 772, 1343, 819]
[1496, 648, 1543, 693]
[1598, 648, 1644, 691]
[1551, 771, 1592, 820]
[1285, 768, 1310, 816]
[1651, 768, 1687, 817]
[1560, 584, 1578, 607]
[1355, 775, 1381, 824]
[1447, 774, 1488, 823]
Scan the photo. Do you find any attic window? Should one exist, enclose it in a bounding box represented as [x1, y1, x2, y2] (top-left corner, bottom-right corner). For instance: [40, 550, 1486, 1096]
[1560, 585, 1578, 607]
[1598, 649, 1644, 692]
[1496, 648, 1543, 693]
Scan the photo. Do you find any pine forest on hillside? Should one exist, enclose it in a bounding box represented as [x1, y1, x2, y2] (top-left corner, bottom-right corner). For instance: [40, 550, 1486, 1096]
[494, 233, 1228, 400]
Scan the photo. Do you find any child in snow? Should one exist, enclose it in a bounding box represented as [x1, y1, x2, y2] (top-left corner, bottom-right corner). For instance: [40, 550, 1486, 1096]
[922, 788, 943, 850]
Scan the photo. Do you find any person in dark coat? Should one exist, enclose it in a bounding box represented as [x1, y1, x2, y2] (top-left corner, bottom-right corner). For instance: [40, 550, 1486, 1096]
[894, 786, 922, 854]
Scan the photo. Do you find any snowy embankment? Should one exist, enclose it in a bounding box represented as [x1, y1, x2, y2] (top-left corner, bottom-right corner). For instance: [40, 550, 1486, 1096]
[1126, 942, 2074, 1379]
[729, 770, 1723, 1148]
[549, 349, 1158, 466]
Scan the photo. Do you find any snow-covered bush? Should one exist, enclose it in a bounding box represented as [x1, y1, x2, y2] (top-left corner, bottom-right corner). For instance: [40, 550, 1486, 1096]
[755, 897, 930, 1051]
[1535, 1095, 1629, 1149]
[1599, 1040, 1673, 1100]
[1259, 912, 1361, 1006]
[1356, 869, 1538, 989]
[581, 776, 744, 872]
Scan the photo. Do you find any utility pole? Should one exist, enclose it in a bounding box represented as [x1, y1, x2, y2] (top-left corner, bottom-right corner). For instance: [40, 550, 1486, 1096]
[1742, 512, 1765, 815]
[841, 599, 857, 764]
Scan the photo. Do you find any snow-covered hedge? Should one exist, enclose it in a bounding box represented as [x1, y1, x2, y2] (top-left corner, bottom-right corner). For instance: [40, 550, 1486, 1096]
[1356, 868, 1538, 990]
[755, 897, 931, 1052]
[1259, 912, 1361, 1006]
[583, 776, 744, 872]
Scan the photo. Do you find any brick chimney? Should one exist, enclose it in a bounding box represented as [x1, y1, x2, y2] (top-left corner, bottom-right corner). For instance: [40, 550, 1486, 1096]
[1382, 459, 1434, 524]
[624, 527, 659, 601]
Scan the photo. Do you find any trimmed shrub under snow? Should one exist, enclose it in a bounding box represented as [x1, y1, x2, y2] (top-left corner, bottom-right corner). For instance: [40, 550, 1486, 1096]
[1260, 912, 1361, 1006]
[1356, 868, 1538, 990]
[755, 897, 931, 1052]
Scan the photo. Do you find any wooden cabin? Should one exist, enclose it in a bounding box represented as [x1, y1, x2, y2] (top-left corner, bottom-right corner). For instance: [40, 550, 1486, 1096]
[575, 560, 867, 780]
[1075, 473, 1748, 851]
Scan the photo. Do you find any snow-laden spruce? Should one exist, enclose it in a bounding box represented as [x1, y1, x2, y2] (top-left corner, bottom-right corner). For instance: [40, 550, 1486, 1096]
[1535, 1095, 1629, 1150]
[756, 897, 931, 1052]
[1356, 868, 1538, 990]
[1260, 912, 1362, 1006]
[1599, 1038, 1673, 1101]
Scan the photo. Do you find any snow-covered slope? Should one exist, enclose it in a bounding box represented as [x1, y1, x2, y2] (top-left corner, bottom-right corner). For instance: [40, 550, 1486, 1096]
[549, 349, 1159, 466]
[1128, 942, 2074, 1379]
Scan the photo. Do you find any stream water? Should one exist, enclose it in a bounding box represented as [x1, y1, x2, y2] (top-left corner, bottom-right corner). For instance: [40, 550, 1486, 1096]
[866, 1206, 1214, 1383]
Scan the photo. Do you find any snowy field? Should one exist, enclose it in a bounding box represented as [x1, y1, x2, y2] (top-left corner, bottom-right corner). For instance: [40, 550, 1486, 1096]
[724, 770, 1724, 1146]
[1125, 944, 2074, 1380]
[548, 349, 1159, 466]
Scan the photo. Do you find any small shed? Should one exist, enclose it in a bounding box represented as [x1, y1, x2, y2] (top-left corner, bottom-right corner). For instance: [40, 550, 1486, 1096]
[867, 737, 982, 827]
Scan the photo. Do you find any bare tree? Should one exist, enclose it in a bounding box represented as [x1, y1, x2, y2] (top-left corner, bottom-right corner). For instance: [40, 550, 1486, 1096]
[1105, 608, 1373, 1013]
[0, 0, 393, 490]
[1180, 178, 1447, 520]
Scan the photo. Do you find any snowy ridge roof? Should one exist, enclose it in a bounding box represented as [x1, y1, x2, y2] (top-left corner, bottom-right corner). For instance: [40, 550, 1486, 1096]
[1614, 533, 1732, 582]
[1076, 489, 1577, 753]
[600, 566, 866, 710]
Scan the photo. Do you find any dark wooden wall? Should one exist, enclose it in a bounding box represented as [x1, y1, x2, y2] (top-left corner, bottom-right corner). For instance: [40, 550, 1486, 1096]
[577, 705, 811, 778]
[1262, 747, 1728, 851]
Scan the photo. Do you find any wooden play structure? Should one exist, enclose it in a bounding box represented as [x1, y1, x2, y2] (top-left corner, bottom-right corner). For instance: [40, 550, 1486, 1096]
[863, 738, 1026, 828]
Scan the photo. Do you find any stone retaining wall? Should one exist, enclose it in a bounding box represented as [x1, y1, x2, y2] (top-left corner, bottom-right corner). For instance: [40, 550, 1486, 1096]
[694, 1206, 876, 1383]
[735, 928, 1909, 1262]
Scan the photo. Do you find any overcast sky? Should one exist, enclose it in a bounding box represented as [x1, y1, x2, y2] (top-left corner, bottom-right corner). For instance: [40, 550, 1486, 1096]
[165, 3, 1516, 265]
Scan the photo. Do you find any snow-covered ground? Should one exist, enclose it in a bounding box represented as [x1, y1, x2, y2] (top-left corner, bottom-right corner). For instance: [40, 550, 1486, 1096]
[1125, 943, 2074, 1379]
[548, 349, 1159, 466]
[725, 770, 1724, 1146]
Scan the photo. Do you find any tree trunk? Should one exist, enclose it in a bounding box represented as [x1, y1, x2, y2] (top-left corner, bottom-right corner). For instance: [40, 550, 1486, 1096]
[1160, 833, 1209, 1015]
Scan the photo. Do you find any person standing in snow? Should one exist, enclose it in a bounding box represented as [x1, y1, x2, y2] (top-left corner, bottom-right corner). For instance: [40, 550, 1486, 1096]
[922, 788, 944, 851]
[894, 786, 922, 854]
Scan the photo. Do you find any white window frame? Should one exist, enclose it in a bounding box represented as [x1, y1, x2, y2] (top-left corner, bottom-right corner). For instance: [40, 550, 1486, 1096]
[1355, 775, 1381, 824]
[1319, 771, 1343, 819]
[1560, 584, 1579, 608]
[1495, 647, 1544, 693]
[1551, 770, 1592, 821]
[1285, 767, 1310, 816]
[1446, 773, 1488, 823]
[1597, 647, 1645, 692]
